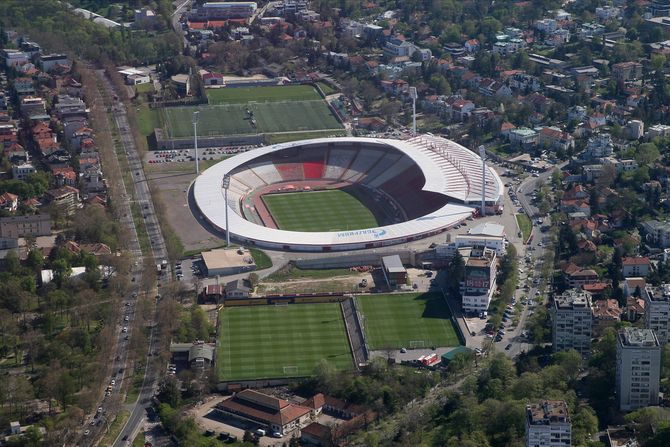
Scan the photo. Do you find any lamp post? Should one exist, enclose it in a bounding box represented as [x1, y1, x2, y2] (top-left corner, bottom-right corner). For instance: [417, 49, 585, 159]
[409, 86, 417, 136]
[192, 111, 200, 175]
[222, 174, 231, 246]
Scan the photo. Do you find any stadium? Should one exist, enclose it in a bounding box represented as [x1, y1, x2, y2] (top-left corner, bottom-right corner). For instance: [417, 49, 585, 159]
[192, 135, 504, 252]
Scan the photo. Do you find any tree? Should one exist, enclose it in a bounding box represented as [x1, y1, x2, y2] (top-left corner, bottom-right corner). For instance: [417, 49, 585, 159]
[446, 252, 465, 295]
[636, 142, 660, 166]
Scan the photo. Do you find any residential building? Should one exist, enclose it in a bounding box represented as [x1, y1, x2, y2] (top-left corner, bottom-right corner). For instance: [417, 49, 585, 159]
[592, 299, 622, 332]
[194, 2, 258, 20]
[646, 124, 670, 139]
[623, 277, 646, 298]
[538, 126, 574, 151]
[622, 257, 652, 278]
[650, 0, 670, 16]
[641, 220, 670, 248]
[641, 284, 670, 344]
[552, 289, 593, 357]
[625, 120, 644, 139]
[45, 186, 80, 216]
[580, 133, 614, 161]
[0, 214, 51, 238]
[616, 327, 661, 411]
[2, 49, 29, 68]
[535, 18, 558, 34]
[612, 62, 643, 82]
[508, 127, 538, 147]
[216, 390, 311, 436]
[11, 162, 35, 181]
[595, 6, 620, 22]
[169, 341, 214, 369]
[39, 53, 68, 72]
[525, 400, 571, 447]
[0, 192, 18, 213]
[460, 247, 497, 313]
[134, 8, 158, 28]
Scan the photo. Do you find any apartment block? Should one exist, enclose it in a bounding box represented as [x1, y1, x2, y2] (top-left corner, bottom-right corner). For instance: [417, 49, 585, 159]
[525, 400, 571, 447]
[616, 327, 661, 411]
[551, 289, 592, 357]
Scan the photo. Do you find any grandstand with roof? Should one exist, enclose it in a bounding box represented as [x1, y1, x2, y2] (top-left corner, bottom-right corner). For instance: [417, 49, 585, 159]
[192, 136, 504, 252]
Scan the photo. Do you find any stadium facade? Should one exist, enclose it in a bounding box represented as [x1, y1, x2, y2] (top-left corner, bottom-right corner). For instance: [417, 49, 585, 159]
[192, 136, 504, 252]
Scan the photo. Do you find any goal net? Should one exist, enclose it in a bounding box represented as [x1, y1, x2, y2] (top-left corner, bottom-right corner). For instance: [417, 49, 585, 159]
[283, 366, 298, 375]
[409, 340, 426, 349]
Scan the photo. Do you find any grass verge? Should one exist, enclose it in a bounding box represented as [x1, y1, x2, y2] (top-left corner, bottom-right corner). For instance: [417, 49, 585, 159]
[516, 213, 532, 242]
[249, 248, 272, 269]
[100, 410, 130, 446]
[125, 361, 145, 404]
[130, 202, 151, 255]
[265, 264, 354, 282]
[132, 430, 145, 447]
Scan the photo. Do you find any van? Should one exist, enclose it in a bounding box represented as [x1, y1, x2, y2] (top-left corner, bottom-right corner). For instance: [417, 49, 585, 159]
[256, 429, 266, 437]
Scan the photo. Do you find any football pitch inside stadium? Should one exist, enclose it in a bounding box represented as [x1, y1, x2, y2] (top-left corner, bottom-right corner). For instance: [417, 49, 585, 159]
[357, 293, 461, 350]
[217, 303, 353, 381]
[262, 190, 379, 232]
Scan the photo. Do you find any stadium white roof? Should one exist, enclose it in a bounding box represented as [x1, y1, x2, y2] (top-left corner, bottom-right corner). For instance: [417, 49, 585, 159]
[193, 136, 503, 250]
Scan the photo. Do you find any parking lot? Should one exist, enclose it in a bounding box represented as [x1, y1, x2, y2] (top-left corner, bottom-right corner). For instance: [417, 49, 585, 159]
[146, 145, 258, 165]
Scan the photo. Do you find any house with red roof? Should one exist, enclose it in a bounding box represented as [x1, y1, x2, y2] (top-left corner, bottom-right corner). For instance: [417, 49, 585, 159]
[0, 192, 19, 213]
[216, 389, 311, 436]
[592, 298, 622, 332]
[202, 72, 224, 86]
[622, 257, 651, 278]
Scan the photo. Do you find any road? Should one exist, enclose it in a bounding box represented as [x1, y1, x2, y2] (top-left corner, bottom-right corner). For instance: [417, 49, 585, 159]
[171, 0, 191, 48]
[91, 70, 172, 447]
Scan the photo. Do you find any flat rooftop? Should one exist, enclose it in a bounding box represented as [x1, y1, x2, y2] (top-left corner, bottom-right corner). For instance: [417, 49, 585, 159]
[201, 248, 255, 270]
[527, 400, 570, 424]
[555, 289, 591, 309]
[619, 327, 659, 347]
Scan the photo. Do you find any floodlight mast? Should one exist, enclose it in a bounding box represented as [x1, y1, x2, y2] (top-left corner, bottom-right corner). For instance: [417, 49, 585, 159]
[192, 111, 200, 175]
[222, 174, 231, 246]
[409, 87, 418, 136]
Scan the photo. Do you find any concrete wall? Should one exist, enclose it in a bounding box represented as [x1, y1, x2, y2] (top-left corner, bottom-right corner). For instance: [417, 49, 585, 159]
[294, 250, 416, 269]
[155, 128, 264, 149]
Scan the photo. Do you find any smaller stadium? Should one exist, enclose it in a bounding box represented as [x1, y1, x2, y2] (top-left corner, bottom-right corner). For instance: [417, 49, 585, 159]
[193, 135, 504, 252]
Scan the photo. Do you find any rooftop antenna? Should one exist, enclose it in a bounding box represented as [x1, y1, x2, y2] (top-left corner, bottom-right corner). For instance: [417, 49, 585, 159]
[479, 145, 486, 217]
[409, 86, 417, 136]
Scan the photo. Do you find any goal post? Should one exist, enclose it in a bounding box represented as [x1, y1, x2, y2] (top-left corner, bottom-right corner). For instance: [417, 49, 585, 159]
[409, 340, 426, 349]
[283, 366, 298, 375]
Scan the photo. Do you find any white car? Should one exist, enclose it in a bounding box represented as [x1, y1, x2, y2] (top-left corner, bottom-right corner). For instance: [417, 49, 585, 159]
[122, 327, 128, 333]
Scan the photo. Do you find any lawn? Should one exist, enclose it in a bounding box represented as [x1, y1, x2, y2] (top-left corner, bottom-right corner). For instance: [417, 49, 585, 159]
[357, 293, 460, 350]
[137, 105, 161, 137]
[516, 213, 532, 241]
[217, 303, 353, 381]
[207, 85, 322, 104]
[162, 101, 342, 138]
[317, 82, 337, 95]
[263, 190, 378, 232]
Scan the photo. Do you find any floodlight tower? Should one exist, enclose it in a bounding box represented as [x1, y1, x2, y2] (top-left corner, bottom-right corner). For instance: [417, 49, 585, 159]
[409, 86, 418, 136]
[192, 111, 200, 175]
[222, 174, 231, 246]
[479, 145, 486, 217]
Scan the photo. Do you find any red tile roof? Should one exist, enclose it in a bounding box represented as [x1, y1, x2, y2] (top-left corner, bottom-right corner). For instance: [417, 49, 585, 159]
[217, 390, 310, 426]
[622, 257, 650, 266]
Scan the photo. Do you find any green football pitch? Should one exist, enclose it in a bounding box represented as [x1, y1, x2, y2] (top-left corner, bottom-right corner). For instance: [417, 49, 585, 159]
[207, 85, 322, 104]
[217, 303, 353, 381]
[262, 190, 379, 232]
[357, 293, 461, 350]
[161, 101, 342, 138]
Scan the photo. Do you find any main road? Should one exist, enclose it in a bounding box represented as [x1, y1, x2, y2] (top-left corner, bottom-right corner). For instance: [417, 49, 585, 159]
[94, 70, 173, 447]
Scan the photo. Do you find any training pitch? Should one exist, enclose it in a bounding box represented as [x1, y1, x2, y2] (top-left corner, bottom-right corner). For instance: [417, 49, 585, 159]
[357, 293, 460, 350]
[262, 190, 379, 232]
[217, 303, 353, 381]
[207, 85, 322, 104]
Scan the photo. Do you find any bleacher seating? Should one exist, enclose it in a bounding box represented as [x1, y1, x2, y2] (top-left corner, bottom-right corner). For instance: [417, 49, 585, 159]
[275, 162, 305, 182]
[341, 149, 385, 182]
[364, 154, 413, 188]
[324, 148, 356, 179]
[232, 169, 267, 189]
[248, 162, 283, 185]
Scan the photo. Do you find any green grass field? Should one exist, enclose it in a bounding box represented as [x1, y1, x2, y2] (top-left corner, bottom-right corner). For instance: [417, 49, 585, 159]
[217, 304, 353, 381]
[207, 85, 322, 104]
[162, 101, 341, 138]
[357, 293, 460, 350]
[263, 190, 378, 232]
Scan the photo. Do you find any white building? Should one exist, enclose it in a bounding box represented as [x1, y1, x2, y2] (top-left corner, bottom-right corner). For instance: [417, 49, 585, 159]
[535, 18, 558, 34]
[525, 400, 571, 447]
[646, 124, 670, 139]
[626, 120, 644, 140]
[551, 289, 592, 357]
[616, 327, 661, 411]
[596, 6, 620, 22]
[460, 247, 497, 313]
[12, 162, 36, 181]
[642, 285, 670, 344]
[641, 220, 670, 248]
